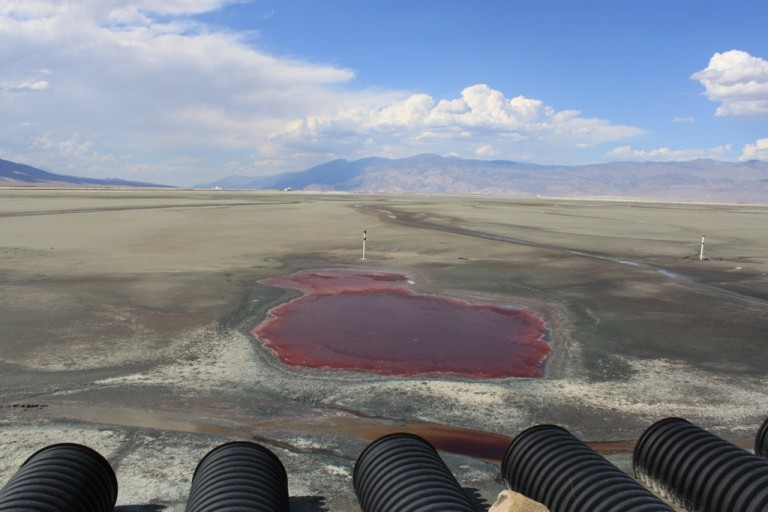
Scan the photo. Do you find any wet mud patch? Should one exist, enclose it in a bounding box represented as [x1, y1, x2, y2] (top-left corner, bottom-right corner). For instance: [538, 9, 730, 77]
[253, 269, 550, 378]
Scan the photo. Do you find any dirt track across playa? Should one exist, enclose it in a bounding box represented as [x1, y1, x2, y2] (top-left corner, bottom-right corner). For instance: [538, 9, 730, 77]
[1, 188, 767, 510]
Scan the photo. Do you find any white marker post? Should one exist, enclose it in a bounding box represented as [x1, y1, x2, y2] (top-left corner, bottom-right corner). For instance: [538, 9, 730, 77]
[362, 230, 367, 260]
[699, 234, 705, 261]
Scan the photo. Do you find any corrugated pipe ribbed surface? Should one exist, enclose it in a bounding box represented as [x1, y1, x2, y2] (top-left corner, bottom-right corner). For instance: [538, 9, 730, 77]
[185, 441, 289, 512]
[0, 443, 117, 512]
[502, 424, 673, 512]
[756, 415, 768, 459]
[353, 432, 477, 512]
[633, 417, 768, 512]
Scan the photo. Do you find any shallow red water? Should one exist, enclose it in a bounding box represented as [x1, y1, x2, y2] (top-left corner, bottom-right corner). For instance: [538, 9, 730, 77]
[254, 269, 550, 378]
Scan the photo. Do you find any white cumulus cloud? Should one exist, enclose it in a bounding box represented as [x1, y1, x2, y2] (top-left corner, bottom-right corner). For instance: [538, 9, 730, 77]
[692, 50, 768, 119]
[264, 84, 644, 166]
[740, 137, 768, 161]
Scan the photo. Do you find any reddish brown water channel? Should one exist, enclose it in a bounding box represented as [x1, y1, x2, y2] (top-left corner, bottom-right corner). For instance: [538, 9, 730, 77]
[254, 269, 551, 378]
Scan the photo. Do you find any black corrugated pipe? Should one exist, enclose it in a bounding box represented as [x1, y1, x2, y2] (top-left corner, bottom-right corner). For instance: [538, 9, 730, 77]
[185, 441, 289, 512]
[502, 424, 673, 512]
[353, 432, 477, 512]
[756, 415, 768, 459]
[0, 443, 117, 512]
[634, 417, 768, 512]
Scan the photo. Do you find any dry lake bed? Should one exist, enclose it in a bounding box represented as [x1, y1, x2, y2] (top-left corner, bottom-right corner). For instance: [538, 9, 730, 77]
[1, 188, 767, 510]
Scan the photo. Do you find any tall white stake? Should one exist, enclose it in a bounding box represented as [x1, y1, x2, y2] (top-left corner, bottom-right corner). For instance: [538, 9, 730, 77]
[699, 234, 705, 261]
[362, 230, 367, 260]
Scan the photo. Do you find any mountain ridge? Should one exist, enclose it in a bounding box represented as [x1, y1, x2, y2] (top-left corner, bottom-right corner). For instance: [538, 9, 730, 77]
[3, 155, 767, 202]
[199, 154, 768, 203]
[0, 158, 170, 188]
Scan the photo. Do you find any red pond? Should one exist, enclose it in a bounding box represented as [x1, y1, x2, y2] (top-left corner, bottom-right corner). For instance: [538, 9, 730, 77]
[253, 269, 551, 378]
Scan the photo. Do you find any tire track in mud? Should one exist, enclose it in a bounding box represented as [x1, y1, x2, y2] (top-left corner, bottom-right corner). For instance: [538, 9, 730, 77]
[358, 204, 768, 307]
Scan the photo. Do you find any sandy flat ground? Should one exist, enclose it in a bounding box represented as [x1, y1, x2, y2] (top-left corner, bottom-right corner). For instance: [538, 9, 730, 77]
[1, 188, 767, 510]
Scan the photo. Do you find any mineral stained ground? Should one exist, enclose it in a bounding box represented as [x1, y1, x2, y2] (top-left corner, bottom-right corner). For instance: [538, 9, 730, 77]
[1, 188, 767, 510]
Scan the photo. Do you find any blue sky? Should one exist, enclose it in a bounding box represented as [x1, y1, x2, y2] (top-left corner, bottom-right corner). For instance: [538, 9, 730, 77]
[1, 1, 767, 186]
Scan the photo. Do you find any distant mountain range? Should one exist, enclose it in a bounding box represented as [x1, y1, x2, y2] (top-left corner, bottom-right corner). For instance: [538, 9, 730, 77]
[0, 158, 169, 188]
[4, 155, 768, 202]
[200, 154, 768, 203]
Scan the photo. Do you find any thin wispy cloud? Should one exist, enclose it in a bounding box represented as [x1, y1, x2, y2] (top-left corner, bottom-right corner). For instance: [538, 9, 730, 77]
[1, 80, 51, 92]
[606, 144, 734, 161]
